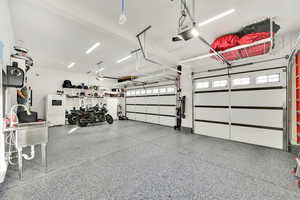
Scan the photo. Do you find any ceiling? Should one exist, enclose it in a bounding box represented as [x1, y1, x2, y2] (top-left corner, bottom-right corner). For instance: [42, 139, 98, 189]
[9, 0, 300, 77]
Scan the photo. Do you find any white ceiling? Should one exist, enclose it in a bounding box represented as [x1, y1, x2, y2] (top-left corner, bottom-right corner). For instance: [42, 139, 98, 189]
[9, 0, 300, 77]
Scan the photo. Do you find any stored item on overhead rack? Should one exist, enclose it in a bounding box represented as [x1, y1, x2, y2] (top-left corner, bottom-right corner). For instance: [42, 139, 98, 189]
[118, 76, 138, 82]
[62, 80, 73, 88]
[238, 32, 272, 58]
[237, 18, 280, 37]
[209, 19, 279, 61]
[56, 90, 64, 95]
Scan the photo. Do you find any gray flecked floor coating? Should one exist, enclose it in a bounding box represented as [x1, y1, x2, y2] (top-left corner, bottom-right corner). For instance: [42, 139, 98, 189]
[0, 121, 299, 200]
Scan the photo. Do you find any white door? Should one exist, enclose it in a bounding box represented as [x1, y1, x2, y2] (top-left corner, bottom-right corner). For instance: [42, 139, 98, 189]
[193, 67, 286, 149]
[126, 85, 176, 127]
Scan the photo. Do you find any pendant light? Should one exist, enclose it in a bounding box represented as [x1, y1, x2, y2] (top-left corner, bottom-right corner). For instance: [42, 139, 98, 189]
[119, 0, 127, 25]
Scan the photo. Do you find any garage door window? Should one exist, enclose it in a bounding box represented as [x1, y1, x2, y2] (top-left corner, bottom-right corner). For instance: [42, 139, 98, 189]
[167, 87, 175, 93]
[126, 91, 131, 96]
[146, 89, 152, 95]
[232, 77, 250, 86]
[256, 74, 280, 84]
[212, 80, 228, 88]
[141, 89, 146, 95]
[136, 90, 141, 95]
[160, 88, 166, 94]
[196, 81, 209, 89]
[153, 88, 159, 94]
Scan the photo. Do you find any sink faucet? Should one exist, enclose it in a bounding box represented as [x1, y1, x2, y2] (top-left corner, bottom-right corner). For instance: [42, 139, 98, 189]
[9, 104, 31, 127]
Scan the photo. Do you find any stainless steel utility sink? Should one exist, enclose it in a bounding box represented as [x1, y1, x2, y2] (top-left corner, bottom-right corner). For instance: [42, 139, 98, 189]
[4, 121, 49, 180]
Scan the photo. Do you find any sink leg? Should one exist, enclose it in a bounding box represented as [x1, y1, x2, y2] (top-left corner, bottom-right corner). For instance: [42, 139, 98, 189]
[17, 148, 23, 180]
[41, 144, 47, 172]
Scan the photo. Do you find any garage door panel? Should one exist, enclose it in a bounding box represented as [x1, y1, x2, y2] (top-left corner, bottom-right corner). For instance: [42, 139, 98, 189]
[145, 96, 160, 104]
[126, 105, 136, 112]
[126, 98, 137, 104]
[126, 85, 176, 127]
[135, 114, 146, 122]
[147, 115, 159, 124]
[159, 116, 175, 127]
[127, 113, 135, 120]
[231, 109, 283, 128]
[231, 89, 285, 107]
[146, 106, 159, 114]
[160, 106, 176, 115]
[194, 107, 229, 122]
[231, 126, 283, 149]
[194, 121, 230, 139]
[135, 106, 146, 113]
[159, 96, 176, 105]
[194, 92, 229, 106]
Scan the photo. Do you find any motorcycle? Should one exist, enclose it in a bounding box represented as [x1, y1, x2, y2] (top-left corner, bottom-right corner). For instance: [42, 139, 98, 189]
[77, 104, 114, 127]
[67, 107, 83, 125]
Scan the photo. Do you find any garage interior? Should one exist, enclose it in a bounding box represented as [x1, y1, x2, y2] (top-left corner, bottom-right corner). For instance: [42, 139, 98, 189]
[0, 0, 300, 199]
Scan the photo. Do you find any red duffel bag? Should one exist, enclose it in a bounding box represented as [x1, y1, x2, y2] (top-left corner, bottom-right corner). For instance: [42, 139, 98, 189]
[211, 34, 240, 51]
[238, 32, 272, 58]
[210, 34, 241, 61]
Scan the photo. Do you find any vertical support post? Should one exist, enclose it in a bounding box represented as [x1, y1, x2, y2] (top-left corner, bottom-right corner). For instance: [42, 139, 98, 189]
[18, 148, 23, 180]
[0, 57, 7, 183]
[191, 72, 195, 133]
[41, 143, 47, 172]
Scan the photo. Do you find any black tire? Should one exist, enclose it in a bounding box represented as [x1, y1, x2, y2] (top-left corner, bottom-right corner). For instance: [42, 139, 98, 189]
[68, 114, 78, 125]
[78, 118, 88, 127]
[106, 114, 114, 124]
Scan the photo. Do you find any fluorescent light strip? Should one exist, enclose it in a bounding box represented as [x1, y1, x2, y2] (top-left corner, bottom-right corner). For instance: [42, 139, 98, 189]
[198, 9, 235, 27]
[85, 42, 101, 54]
[117, 54, 132, 63]
[67, 62, 76, 69]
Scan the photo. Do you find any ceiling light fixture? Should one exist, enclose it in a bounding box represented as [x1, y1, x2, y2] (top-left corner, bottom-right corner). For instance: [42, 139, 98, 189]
[85, 42, 101, 54]
[67, 62, 76, 69]
[117, 54, 132, 63]
[119, 0, 127, 25]
[191, 28, 200, 37]
[198, 9, 235, 27]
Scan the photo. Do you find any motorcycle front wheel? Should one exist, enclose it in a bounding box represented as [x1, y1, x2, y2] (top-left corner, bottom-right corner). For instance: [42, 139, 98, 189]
[105, 114, 114, 124]
[68, 114, 78, 125]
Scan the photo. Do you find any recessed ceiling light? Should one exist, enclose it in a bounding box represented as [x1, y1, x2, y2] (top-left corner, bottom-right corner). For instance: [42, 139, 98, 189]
[117, 55, 132, 63]
[67, 62, 76, 69]
[198, 9, 235, 27]
[85, 42, 101, 54]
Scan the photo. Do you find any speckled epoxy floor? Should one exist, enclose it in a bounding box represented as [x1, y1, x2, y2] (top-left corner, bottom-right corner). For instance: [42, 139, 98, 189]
[0, 121, 299, 200]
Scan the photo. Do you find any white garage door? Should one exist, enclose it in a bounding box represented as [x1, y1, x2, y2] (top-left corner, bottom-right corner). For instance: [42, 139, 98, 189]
[126, 85, 176, 127]
[193, 67, 287, 150]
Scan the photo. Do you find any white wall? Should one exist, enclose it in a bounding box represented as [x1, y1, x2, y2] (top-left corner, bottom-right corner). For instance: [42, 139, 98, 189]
[181, 66, 193, 129]
[0, 0, 15, 183]
[26, 67, 116, 119]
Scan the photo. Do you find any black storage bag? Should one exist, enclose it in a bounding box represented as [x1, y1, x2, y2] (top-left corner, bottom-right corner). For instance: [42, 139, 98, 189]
[237, 19, 280, 37]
